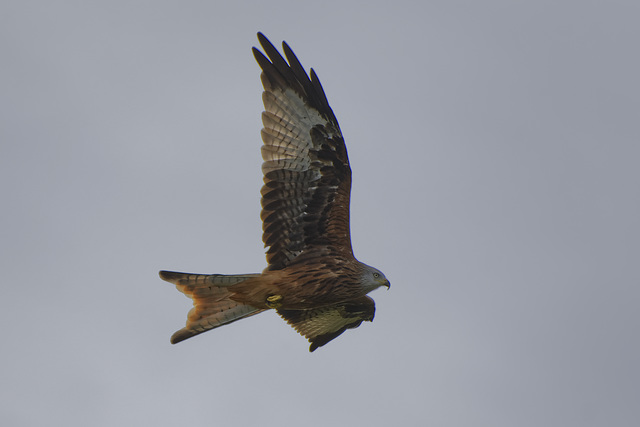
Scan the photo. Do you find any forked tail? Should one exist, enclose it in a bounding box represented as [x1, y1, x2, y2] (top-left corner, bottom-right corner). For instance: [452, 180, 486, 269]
[159, 271, 265, 344]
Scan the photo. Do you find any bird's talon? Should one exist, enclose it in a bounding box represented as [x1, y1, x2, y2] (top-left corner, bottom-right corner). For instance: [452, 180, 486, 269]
[266, 294, 283, 309]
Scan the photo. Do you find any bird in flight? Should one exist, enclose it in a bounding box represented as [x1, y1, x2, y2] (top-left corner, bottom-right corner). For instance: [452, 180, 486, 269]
[160, 33, 390, 352]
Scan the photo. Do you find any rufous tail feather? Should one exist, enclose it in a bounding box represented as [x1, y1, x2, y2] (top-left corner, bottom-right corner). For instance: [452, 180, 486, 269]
[159, 271, 265, 344]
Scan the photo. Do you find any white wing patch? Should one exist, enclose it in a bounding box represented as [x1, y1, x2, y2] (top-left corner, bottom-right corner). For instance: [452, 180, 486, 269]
[261, 85, 340, 174]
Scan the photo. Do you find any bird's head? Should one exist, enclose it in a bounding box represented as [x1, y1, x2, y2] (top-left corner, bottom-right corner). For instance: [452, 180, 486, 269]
[360, 263, 390, 293]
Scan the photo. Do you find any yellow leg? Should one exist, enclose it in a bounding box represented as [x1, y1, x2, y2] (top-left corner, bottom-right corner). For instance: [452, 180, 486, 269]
[266, 294, 283, 309]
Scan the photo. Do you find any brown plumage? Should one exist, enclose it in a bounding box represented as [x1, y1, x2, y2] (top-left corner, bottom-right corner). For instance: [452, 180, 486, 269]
[159, 33, 389, 351]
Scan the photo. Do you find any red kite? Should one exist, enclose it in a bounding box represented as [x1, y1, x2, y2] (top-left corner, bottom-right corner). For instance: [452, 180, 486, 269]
[160, 33, 389, 352]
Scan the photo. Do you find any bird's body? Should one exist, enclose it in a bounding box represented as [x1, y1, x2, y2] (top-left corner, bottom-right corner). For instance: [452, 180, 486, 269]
[160, 33, 389, 351]
[232, 255, 382, 310]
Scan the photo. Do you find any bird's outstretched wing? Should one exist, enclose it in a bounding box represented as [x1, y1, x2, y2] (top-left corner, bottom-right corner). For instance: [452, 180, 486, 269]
[277, 296, 375, 352]
[253, 33, 353, 271]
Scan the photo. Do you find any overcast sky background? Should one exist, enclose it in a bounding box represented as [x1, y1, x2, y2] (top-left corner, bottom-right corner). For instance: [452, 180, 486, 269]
[1, 1, 639, 426]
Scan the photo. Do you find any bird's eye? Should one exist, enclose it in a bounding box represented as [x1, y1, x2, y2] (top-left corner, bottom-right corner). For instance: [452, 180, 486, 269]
[373, 272, 380, 278]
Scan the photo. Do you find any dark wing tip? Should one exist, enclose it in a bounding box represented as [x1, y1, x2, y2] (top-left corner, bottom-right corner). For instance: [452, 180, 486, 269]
[253, 32, 338, 125]
[256, 31, 268, 45]
[308, 328, 351, 352]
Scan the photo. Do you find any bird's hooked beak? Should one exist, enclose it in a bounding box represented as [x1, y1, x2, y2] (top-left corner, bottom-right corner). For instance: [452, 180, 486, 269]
[384, 280, 391, 290]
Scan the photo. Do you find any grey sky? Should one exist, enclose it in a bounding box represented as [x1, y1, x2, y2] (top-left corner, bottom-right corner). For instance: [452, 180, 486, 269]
[1, 1, 639, 426]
